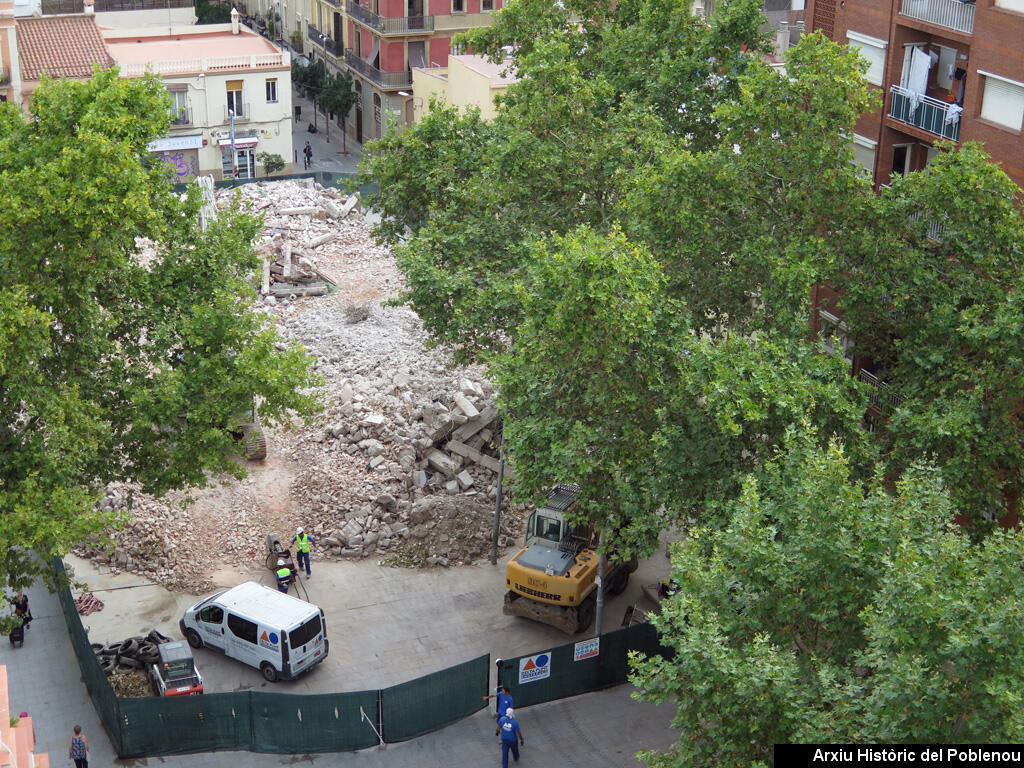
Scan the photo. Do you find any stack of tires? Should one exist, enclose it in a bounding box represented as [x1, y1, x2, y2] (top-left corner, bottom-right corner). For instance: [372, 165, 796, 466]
[92, 629, 172, 675]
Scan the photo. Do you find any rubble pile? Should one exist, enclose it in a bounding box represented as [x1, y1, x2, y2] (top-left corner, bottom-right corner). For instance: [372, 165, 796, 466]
[78, 179, 526, 590]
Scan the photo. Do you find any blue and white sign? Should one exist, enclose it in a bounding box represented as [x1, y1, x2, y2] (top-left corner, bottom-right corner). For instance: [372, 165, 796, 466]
[573, 637, 600, 661]
[519, 652, 552, 684]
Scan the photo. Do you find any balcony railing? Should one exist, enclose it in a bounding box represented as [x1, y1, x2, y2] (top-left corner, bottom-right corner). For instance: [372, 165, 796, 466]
[120, 53, 288, 77]
[344, 49, 412, 89]
[346, 1, 434, 34]
[307, 24, 343, 57]
[170, 106, 192, 126]
[859, 369, 906, 416]
[225, 104, 252, 122]
[888, 85, 961, 141]
[898, 0, 974, 34]
[41, 0, 81, 12]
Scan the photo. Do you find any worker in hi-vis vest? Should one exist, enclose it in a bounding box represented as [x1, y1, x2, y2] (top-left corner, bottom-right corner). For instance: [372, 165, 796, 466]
[292, 526, 315, 577]
[275, 559, 292, 593]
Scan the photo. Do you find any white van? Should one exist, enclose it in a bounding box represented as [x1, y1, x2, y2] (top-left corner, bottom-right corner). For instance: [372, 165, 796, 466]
[179, 581, 328, 682]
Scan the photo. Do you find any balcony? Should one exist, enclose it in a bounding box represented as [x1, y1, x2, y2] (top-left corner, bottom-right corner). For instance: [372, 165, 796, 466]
[859, 369, 906, 417]
[344, 49, 412, 89]
[888, 85, 961, 141]
[307, 23, 343, 57]
[345, 1, 434, 34]
[170, 106, 192, 126]
[898, 0, 974, 34]
[120, 53, 288, 77]
[225, 104, 252, 122]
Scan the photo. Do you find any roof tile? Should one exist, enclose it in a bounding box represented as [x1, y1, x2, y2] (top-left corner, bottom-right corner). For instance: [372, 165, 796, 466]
[17, 14, 114, 80]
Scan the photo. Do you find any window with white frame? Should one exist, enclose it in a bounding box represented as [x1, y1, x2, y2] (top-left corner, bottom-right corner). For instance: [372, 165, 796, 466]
[226, 80, 244, 118]
[852, 134, 876, 175]
[482, 0, 493, 9]
[167, 86, 189, 125]
[847, 31, 887, 87]
[266, 78, 278, 103]
[819, 310, 854, 364]
[452, 0, 464, 11]
[978, 71, 1024, 132]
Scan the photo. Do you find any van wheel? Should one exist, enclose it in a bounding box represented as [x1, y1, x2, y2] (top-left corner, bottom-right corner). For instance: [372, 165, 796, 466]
[185, 629, 203, 649]
[260, 662, 279, 682]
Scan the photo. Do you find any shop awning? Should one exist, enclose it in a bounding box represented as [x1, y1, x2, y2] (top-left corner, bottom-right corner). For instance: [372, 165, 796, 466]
[218, 136, 259, 149]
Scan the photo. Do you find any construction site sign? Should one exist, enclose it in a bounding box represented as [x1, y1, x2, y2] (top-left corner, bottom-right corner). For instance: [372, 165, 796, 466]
[573, 637, 600, 661]
[519, 652, 552, 684]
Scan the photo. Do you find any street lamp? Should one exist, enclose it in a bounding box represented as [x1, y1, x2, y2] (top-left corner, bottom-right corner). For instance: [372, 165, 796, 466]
[229, 107, 238, 179]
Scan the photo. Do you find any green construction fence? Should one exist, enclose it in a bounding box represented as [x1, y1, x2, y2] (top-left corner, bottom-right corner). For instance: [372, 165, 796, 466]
[57, 554, 666, 757]
[496, 622, 669, 710]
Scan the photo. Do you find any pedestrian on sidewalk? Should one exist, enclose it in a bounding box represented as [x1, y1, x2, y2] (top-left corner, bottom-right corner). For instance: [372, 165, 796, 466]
[303, 141, 312, 169]
[292, 526, 314, 577]
[69, 724, 89, 768]
[496, 707, 524, 768]
[10, 588, 31, 629]
[483, 684, 513, 722]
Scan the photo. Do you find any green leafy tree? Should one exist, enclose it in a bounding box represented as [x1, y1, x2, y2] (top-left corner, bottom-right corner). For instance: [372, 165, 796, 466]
[0, 69, 320, 591]
[257, 151, 285, 175]
[631, 428, 1024, 766]
[317, 69, 357, 145]
[838, 142, 1024, 527]
[358, 0, 770, 361]
[625, 31, 878, 340]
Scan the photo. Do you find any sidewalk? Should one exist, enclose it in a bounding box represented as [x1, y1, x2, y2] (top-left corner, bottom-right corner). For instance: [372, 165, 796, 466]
[291, 90, 365, 176]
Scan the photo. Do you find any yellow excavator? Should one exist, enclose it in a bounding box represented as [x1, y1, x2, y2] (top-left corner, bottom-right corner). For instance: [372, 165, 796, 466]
[503, 483, 637, 635]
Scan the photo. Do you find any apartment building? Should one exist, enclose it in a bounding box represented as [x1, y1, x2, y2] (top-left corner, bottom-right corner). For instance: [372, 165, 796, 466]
[304, 0, 500, 141]
[410, 53, 517, 122]
[103, 16, 294, 179]
[806, 0, 1024, 189]
[6, 2, 293, 180]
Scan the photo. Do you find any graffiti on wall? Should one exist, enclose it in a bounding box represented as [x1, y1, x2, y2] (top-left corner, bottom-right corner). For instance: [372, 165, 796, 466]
[159, 150, 199, 181]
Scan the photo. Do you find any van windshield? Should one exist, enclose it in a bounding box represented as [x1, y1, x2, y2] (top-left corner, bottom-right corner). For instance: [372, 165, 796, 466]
[289, 614, 322, 649]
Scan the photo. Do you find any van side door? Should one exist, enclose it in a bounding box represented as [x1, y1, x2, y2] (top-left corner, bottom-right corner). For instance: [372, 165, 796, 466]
[225, 613, 264, 671]
[196, 604, 226, 651]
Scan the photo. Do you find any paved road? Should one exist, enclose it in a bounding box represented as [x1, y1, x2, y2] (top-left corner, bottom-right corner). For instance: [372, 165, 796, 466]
[2, 547, 677, 766]
[291, 90, 364, 176]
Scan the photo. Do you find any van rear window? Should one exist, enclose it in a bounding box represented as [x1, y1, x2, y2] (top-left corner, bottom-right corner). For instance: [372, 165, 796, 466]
[289, 614, 322, 649]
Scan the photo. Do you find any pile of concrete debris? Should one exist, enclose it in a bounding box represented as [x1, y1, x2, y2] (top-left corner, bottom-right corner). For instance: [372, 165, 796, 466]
[77, 179, 527, 591]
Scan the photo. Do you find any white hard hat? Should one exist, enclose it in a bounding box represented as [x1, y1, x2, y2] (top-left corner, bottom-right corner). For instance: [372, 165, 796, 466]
[296, 526, 304, 534]
[277, 559, 286, 566]
[505, 707, 514, 718]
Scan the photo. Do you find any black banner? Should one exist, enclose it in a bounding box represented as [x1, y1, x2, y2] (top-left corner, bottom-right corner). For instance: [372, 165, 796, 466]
[775, 745, 1024, 767]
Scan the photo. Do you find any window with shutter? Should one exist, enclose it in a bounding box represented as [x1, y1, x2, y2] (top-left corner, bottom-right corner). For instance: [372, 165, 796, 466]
[847, 31, 887, 87]
[979, 72, 1024, 131]
[852, 134, 876, 174]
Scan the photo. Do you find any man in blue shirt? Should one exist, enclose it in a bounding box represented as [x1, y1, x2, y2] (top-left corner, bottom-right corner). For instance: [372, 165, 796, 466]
[495, 707, 523, 768]
[484, 685, 514, 722]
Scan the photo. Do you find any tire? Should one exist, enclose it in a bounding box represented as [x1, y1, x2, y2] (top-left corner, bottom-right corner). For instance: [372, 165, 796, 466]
[147, 629, 171, 645]
[119, 655, 144, 669]
[119, 638, 140, 657]
[185, 629, 203, 650]
[100, 656, 117, 674]
[91, 642, 105, 653]
[574, 598, 596, 634]
[260, 661, 279, 682]
[138, 641, 158, 657]
[606, 568, 629, 596]
[100, 643, 120, 657]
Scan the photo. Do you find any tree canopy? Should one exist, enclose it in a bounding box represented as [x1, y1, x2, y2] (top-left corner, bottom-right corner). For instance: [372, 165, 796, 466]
[0, 69, 320, 590]
[631, 430, 1024, 764]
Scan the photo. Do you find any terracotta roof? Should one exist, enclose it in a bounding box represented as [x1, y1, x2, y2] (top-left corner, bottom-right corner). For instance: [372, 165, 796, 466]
[17, 14, 114, 80]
